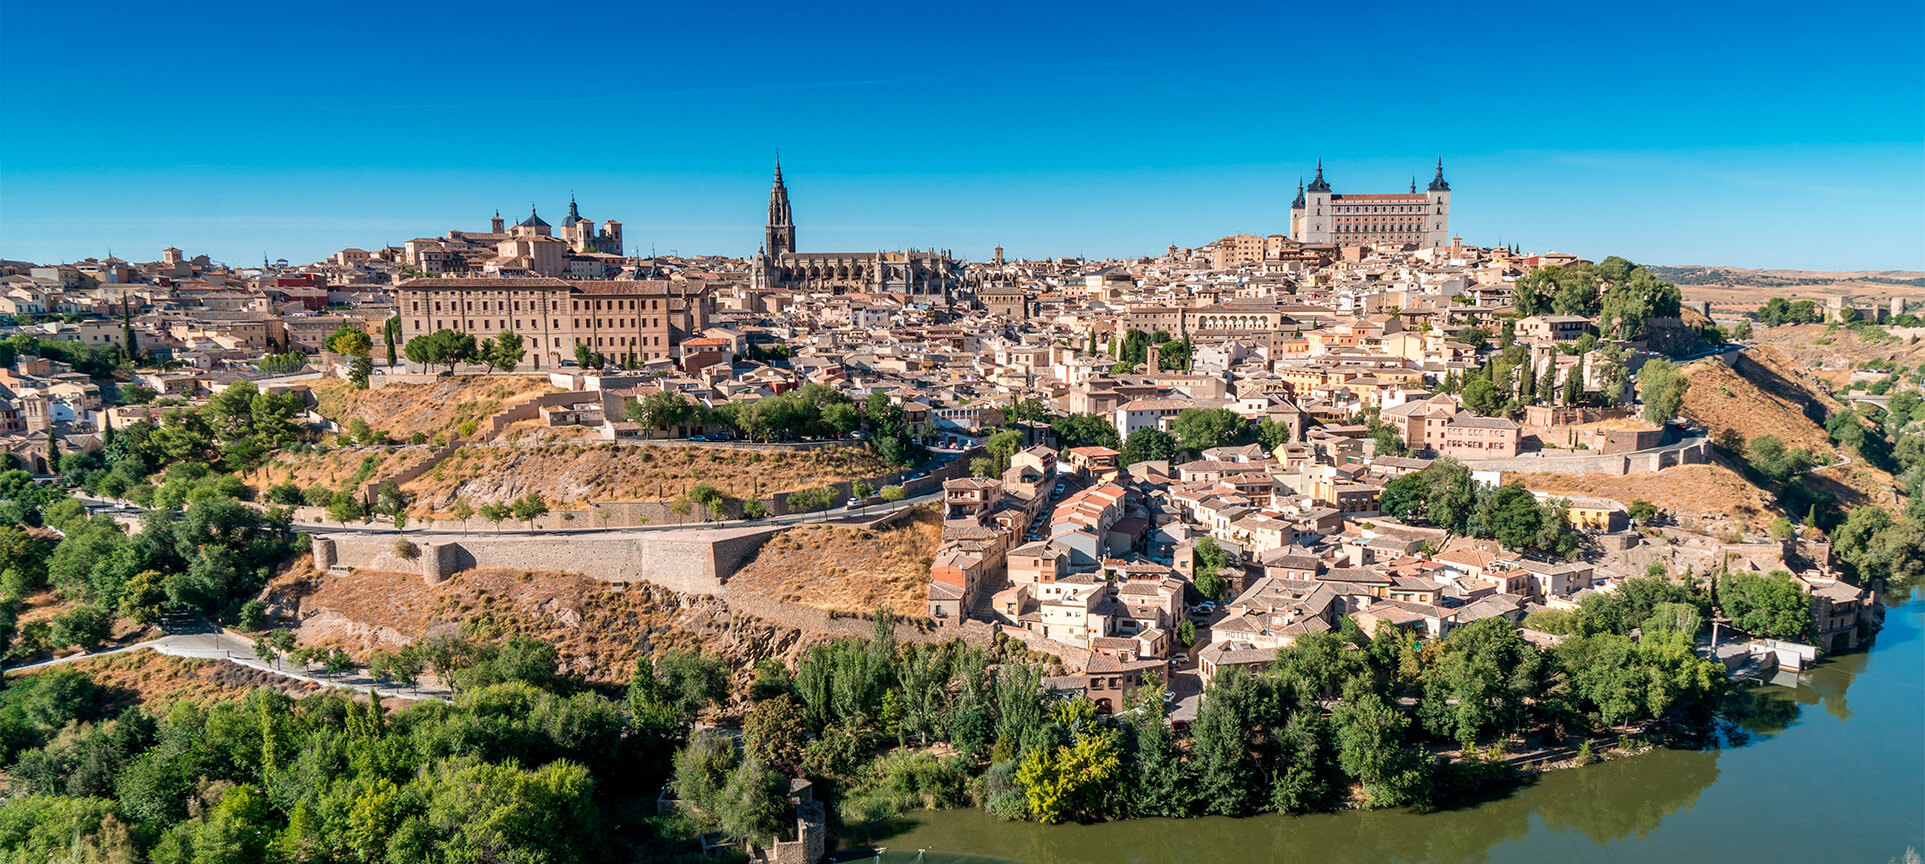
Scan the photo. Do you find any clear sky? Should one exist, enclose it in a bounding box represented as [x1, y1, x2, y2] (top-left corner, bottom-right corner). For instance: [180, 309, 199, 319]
[3, 0, 1920, 271]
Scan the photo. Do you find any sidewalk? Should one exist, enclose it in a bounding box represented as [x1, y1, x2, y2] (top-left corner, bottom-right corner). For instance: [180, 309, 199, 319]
[5, 628, 454, 702]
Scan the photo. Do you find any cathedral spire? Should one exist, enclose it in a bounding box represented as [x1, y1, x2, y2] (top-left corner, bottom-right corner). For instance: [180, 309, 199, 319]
[765, 154, 795, 257]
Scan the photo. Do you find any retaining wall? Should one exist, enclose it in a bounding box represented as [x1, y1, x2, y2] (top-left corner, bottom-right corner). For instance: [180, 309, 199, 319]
[311, 525, 783, 595]
[1472, 437, 1710, 477]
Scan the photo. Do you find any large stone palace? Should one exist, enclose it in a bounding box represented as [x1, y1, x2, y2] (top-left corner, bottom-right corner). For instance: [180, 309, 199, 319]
[1290, 159, 1451, 249]
[749, 159, 964, 300]
[394, 276, 711, 370]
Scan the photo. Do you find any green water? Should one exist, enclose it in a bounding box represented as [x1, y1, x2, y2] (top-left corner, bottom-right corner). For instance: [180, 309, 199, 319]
[859, 595, 1925, 864]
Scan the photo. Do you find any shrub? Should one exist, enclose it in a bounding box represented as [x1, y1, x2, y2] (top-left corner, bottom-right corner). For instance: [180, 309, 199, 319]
[393, 538, 420, 560]
[236, 599, 268, 631]
[266, 483, 304, 506]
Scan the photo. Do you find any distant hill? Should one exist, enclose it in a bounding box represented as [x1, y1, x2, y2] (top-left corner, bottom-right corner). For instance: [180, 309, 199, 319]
[1651, 266, 1925, 314]
[1650, 265, 1925, 290]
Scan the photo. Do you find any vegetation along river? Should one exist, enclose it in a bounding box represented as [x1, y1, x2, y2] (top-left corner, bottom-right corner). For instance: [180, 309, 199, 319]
[858, 592, 1925, 863]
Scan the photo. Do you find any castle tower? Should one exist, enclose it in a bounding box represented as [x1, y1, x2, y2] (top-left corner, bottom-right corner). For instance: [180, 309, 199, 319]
[1300, 161, 1333, 244]
[1288, 177, 1307, 240]
[1423, 158, 1451, 249]
[765, 157, 796, 257]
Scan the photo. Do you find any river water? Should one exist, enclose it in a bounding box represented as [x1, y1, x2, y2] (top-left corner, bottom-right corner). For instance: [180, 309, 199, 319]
[862, 593, 1924, 864]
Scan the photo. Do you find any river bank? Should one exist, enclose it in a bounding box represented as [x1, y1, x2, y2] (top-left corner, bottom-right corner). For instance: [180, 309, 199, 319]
[848, 592, 1925, 863]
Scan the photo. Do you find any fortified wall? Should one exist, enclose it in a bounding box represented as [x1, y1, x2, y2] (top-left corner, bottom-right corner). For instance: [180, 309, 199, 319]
[1468, 436, 1710, 477]
[310, 525, 783, 594]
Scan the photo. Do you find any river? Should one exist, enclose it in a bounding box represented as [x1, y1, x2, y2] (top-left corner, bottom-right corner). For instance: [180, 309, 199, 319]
[858, 593, 1924, 864]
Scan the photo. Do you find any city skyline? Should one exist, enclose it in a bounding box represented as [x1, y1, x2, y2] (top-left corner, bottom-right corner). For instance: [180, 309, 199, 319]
[2, 0, 1920, 270]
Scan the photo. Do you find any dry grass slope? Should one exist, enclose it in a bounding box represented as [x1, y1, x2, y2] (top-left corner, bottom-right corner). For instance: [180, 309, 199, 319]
[1682, 347, 1840, 453]
[1515, 463, 1774, 533]
[244, 446, 439, 495]
[7, 653, 320, 713]
[1749, 323, 1925, 379]
[264, 566, 811, 687]
[407, 442, 894, 510]
[309, 375, 559, 441]
[726, 507, 940, 618]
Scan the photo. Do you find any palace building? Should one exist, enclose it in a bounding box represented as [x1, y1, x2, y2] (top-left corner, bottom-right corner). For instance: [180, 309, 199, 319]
[750, 159, 965, 300]
[394, 277, 711, 370]
[1290, 159, 1451, 249]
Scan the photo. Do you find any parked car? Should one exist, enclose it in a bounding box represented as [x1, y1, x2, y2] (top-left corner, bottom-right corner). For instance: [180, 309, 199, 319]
[844, 497, 864, 509]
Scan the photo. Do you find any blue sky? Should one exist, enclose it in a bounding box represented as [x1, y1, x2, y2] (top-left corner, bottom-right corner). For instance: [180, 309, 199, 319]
[3, 0, 1920, 271]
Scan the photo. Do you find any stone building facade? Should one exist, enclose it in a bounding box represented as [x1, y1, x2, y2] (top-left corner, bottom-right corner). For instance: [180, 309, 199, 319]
[749, 160, 965, 299]
[1291, 159, 1451, 249]
[395, 277, 711, 369]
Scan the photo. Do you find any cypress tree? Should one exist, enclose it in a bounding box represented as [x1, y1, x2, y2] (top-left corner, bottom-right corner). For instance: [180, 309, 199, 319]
[120, 295, 138, 363]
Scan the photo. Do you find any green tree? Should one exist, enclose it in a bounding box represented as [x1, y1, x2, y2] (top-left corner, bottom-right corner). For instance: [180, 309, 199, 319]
[486, 329, 523, 374]
[1333, 679, 1428, 808]
[1049, 414, 1120, 450]
[1419, 618, 1544, 747]
[1192, 536, 1231, 601]
[1015, 731, 1123, 823]
[326, 325, 373, 357]
[510, 492, 549, 528]
[1637, 358, 1689, 424]
[347, 354, 374, 390]
[1721, 570, 1813, 641]
[1119, 428, 1178, 465]
[1170, 408, 1252, 453]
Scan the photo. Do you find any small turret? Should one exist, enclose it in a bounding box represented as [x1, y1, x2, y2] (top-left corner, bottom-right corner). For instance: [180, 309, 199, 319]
[1306, 159, 1331, 193]
[1428, 157, 1450, 192]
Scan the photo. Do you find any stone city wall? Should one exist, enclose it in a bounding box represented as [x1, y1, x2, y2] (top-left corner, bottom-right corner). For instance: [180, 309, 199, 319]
[1472, 437, 1710, 477]
[310, 525, 783, 594]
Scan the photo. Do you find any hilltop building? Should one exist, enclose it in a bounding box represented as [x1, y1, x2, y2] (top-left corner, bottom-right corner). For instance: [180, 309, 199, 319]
[750, 159, 965, 300]
[395, 277, 711, 369]
[1290, 159, 1451, 249]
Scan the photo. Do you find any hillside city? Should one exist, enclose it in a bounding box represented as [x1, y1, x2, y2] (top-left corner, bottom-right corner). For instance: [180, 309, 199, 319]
[0, 162, 1921, 863]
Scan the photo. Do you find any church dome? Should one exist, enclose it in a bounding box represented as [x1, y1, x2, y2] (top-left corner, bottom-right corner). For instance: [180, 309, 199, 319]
[518, 207, 550, 228]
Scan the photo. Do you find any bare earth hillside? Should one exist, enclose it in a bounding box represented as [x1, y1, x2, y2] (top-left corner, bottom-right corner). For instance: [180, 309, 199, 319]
[726, 507, 940, 618]
[245, 446, 438, 495]
[10, 653, 320, 713]
[1515, 464, 1773, 533]
[1748, 322, 1925, 378]
[1682, 347, 1841, 453]
[1658, 265, 1925, 315]
[407, 442, 894, 510]
[264, 566, 812, 687]
[309, 375, 559, 441]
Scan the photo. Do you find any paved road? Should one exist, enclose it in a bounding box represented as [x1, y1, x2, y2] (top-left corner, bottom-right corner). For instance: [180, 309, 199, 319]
[82, 485, 947, 538]
[5, 627, 452, 701]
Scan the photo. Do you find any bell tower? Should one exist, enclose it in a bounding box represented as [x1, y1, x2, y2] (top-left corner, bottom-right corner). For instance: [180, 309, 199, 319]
[765, 155, 796, 257]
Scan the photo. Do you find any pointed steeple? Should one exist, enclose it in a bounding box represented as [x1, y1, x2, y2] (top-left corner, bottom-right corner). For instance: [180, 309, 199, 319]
[1410, 177, 1417, 194]
[563, 193, 584, 226]
[1291, 177, 1305, 209]
[765, 153, 795, 257]
[1306, 159, 1330, 193]
[1428, 157, 1450, 192]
